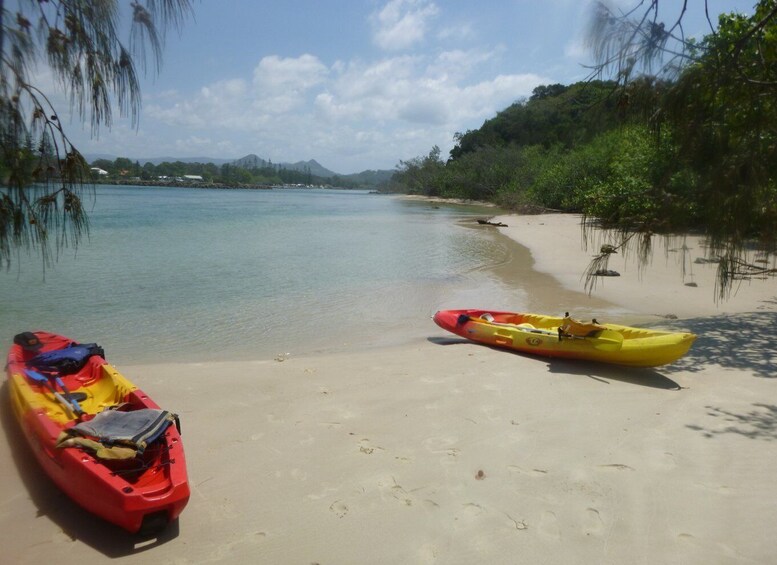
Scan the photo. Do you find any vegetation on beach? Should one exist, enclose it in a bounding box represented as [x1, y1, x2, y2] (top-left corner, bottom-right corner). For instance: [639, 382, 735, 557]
[391, 1, 777, 298]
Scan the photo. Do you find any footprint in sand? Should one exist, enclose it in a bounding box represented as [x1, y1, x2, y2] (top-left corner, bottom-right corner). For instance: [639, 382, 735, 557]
[317, 421, 342, 428]
[597, 463, 635, 471]
[538, 510, 561, 540]
[507, 465, 548, 477]
[454, 502, 485, 524]
[329, 500, 349, 518]
[584, 508, 605, 536]
[695, 483, 732, 495]
[358, 439, 385, 455]
[505, 513, 528, 531]
[391, 487, 413, 507]
[426, 446, 460, 458]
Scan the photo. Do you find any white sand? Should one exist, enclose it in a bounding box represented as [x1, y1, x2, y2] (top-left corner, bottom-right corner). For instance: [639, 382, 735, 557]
[491, 213, 775, 320]
[2, 213, 776, 564]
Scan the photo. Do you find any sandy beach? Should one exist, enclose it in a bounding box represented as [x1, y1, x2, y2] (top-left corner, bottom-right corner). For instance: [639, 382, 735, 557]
[2, 212, 776, 564]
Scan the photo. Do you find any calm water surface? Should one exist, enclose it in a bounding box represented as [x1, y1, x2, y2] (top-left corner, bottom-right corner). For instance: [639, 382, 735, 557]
[0, 186, 528, 364]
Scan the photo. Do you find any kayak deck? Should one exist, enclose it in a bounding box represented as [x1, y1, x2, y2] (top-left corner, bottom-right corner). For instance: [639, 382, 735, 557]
[433, 310, 696, 368]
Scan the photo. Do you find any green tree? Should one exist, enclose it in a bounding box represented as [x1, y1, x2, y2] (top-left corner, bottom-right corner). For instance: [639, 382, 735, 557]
[449, 81, 624, 160]
[585, 0, 777, 298]
[0, 0, 192, 269]
[113, 157, 134, 175]
[443, 144, 526, 202]
[394, 146, 445, 196]
[141, 161, 157, 180]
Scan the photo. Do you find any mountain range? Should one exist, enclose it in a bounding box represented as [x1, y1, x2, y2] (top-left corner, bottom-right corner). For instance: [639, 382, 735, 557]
[231, 154, 339, 178]
[84, 153, 394, 183]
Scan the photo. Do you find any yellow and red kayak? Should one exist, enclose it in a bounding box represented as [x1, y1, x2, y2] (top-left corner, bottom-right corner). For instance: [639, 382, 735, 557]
[433, 310, 696, 367]
[6, 331, 189, 533]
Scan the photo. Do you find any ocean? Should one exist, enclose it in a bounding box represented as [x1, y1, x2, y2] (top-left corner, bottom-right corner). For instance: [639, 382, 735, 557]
[1, 186, 529, 364]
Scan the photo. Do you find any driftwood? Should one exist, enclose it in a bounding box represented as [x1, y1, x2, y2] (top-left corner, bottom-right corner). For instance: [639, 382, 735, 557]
[477, 219, 508, 227]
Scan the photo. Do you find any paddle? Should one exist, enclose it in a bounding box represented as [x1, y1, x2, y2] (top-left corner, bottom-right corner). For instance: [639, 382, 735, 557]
[53, 375, 84, 415]
[24, 369, 79, 416]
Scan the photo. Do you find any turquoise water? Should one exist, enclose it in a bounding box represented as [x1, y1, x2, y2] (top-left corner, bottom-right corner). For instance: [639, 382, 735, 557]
[1, 186, 525, 364]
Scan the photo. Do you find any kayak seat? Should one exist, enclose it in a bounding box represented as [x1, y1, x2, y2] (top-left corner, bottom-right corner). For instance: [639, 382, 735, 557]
[559, 314, 607, 338]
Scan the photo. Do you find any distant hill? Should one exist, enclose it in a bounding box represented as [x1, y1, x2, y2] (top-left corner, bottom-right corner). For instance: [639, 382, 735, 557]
[231, 154, 393, 186]
[84, 152, 395, 187]
[341, 169, 395, 186]
[232, 154, 338, 178]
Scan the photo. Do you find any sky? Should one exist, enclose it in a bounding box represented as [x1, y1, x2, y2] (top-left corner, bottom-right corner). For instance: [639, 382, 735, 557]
[54, 0, 758, 174]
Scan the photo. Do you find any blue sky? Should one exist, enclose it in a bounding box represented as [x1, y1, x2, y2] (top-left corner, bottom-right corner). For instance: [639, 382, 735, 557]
[58, 0, 757, 174]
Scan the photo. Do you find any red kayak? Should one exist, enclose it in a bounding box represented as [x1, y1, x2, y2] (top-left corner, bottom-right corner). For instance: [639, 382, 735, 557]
[5, 331, 190, 533]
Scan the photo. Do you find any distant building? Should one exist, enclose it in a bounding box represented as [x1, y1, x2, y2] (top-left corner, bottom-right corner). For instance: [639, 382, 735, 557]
[90, 167, 108, 176]
[183, 175, 203, 182]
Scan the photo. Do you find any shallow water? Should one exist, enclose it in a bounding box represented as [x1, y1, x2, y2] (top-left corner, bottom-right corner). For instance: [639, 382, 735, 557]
[1, 186, 532, 364]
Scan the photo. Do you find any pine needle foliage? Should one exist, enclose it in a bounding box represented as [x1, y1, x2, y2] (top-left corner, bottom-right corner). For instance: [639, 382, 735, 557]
[585, 0, 777, 299]
[0, 0, 192, 269]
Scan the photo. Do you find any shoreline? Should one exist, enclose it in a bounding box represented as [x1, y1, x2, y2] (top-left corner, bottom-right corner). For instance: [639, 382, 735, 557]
[2, 212, 776, 563]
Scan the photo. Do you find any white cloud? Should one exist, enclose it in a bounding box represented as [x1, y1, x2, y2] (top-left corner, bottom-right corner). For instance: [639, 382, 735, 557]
[251, 54, 330, 114]
[252, 54, 329, 92]
[129, 44, 549, 172]
[436, 22, 474, 42]
[68, 3, 563, 172]
[428, 48, 497, 81]
[371, 0, 439, 51]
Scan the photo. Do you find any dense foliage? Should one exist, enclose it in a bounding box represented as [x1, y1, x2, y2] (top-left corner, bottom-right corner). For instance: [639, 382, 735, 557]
[391, 78, 678, 223]
[391, 1, 777, 297]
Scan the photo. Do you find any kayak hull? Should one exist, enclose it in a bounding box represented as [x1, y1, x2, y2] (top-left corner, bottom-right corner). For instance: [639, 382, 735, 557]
[433, 310, 696, 368]
[6, 331, 190, 533]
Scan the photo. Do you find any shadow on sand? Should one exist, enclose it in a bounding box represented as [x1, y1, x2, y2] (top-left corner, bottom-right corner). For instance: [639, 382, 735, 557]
[686, 403, 777, 442]
[677, 312, 777, 440]
[545, 358, 682, 390]
[659, 310, 777, 379]
[427, 336, 681, 390]
[0, 383, 180, 557]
